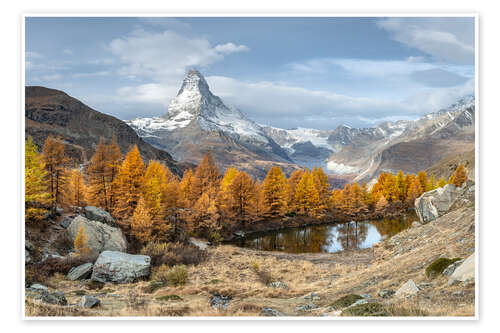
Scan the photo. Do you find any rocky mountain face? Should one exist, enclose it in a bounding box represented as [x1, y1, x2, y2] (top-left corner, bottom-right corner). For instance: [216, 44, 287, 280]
[263, 96, 475, 182]
[25, 86, 188, 176]
[127, 69, 298, 178]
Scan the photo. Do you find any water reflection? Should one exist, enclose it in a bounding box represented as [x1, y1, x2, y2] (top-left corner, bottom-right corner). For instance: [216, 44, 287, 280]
[231, 213, 417, 254]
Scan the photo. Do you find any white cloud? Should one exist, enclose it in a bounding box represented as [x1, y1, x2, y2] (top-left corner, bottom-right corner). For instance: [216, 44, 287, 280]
[72, 71, 110, 78]
[377, 17, 474, 64]
[41, 73, 62, 81]
[117, 83, 176, 106]
[108, 29, 249, 84]
[214, 43, 249, 54]
[25, 51, 43, 59]
[63, 49, 73, 55]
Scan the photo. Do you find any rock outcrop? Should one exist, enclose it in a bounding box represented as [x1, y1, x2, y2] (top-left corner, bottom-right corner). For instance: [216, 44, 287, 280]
[67, 215, 127, 254]
[415, 184, 469, 223]
[395, 279, 419, 297]
[84, 206, 116, 226]
[91, 251, 151, 283]
[67, 263, 93, 281]
[448, 253, 475, 285]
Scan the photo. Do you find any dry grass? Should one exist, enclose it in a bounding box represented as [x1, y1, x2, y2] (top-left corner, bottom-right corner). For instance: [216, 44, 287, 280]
[25, 206, 475, 317]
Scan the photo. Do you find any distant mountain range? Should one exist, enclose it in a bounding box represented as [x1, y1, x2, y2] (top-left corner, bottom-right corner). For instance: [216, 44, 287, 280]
[126, 69, 298, 178]
[25, 86, 189, 176]
[25, 70, 474, 183]
[127, 69, 475, 182]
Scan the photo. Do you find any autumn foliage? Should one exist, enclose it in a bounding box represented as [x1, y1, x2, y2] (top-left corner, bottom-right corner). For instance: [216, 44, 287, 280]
[26, 135, 465, 244]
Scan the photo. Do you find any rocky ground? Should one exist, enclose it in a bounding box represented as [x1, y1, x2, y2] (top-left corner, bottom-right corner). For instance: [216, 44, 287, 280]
[25, 197, 475, 317]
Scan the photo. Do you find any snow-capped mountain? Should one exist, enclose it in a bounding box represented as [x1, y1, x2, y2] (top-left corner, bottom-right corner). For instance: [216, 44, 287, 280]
[126, 69, 295, 178]
[262, 95, 475, 180]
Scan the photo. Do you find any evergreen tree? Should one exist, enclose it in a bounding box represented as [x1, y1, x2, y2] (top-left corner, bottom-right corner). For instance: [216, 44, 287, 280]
[262, 166, 289, 216]
[25, 136, 51, 222]
[449, 164, 467, 187]
[41, 136, 69, 207]
[112, 145, 146, 220]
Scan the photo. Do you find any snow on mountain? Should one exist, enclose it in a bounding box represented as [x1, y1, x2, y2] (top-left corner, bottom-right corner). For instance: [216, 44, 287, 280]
[127, 69, 269, 144]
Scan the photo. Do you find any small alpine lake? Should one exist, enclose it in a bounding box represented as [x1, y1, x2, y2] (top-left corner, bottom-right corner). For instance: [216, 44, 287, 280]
[229, 212, 419, 254]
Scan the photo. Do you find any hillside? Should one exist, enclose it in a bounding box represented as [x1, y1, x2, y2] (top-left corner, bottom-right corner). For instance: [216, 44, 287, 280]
[25, 86, 189, 176]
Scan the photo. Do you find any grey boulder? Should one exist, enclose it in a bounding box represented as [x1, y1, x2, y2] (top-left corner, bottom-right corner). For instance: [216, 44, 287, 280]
[91, 251, 151, 283]
[395, 279, 419, 298]
[415, 184, 468, 224]
[84, 206, 116, 226]
[38, 290, 67, 305]
[79, 295, 100, 308]
[448, 253, 475, 285]
[67, 215, 127, 254]
[67, 263, 93, 281]
[260, 307, 285, 316]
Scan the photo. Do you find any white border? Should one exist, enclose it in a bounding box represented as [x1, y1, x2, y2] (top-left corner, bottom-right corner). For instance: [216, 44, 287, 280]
[21, 13, 479, 321]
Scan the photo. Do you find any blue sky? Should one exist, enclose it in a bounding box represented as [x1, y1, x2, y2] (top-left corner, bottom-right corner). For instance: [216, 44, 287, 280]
[25, 16, 475, 129]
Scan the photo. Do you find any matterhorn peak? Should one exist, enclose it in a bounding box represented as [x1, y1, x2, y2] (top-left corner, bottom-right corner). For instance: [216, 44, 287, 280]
[176, 68, 211, 97]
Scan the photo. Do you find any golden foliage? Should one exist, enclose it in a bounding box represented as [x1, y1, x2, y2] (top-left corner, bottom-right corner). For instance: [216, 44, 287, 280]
[74, 224, 89, 255]
[25, 137, 51, 222]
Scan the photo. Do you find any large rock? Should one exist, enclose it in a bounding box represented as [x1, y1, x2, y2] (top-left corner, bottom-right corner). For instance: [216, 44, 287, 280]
[67, 215, 127, 254]
[448, 253, 475, 285]
[84, 206, 116, 226]
[67, 263, 93, 281]
[37, 290, 67, 305]
[79, 295, 100, 308]
[91, 251, 151, 283]
[395, 279, 419, 298]
[415, 184, 468, 223]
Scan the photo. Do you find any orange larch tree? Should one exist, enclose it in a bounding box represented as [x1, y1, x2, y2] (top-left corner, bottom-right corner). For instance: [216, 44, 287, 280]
[262, 166, 289, 216]
[41, 135, 70, 207]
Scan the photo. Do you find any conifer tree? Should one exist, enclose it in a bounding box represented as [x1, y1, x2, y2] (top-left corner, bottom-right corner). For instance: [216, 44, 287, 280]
[130, 197, 153, 244]
[229, 171, 257, 218]
[179, 169, 195, 207]
[294, 171, 321, 216]
[191, 152, 221, 199]
[262, 166, 289, 216]
[406, 178, 424, 206]
[312, 166, 330, 206]
[427, 174, 437, 191]
[287, 169, 305, 207]
[66, 168, 87, 207]
[143, 160, 168, 219]
[395, 170, 407, 202]
[106, 136, 122, 209]
[375, 195, 389, 213]
[25, 136, 51, 222]
[437, 177, 447, 188]
[74, 224, 89, 255]
[449, 164, 467, 187]
[216, 167, 239, 215]
[87, 138, 110, 210]
[112, 145, 146, 219]
[329, 189, 343, 211]
[416, 171, 428, 194]
[41, 136, 69, 207]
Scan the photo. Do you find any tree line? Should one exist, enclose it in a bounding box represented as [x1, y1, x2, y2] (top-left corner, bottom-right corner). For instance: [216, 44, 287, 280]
[25, 135, 468, 244]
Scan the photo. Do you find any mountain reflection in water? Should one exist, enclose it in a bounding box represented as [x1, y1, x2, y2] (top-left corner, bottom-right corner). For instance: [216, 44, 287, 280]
[231, 213, 418, 254]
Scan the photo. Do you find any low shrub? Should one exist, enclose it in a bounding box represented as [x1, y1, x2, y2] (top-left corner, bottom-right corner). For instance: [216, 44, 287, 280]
[140, 241, 207, 267]
[425, 257, 462, 279]
[329, 294, 363, 310]
[250, 261, 273, 285]
[143, 281, 167, 294]
[166, 265, 188, 286]
[85, 280, 104, 290]
[152, 264, 188, 286]
[25, 254, 97, 285]
[341, 302, 388, 317]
